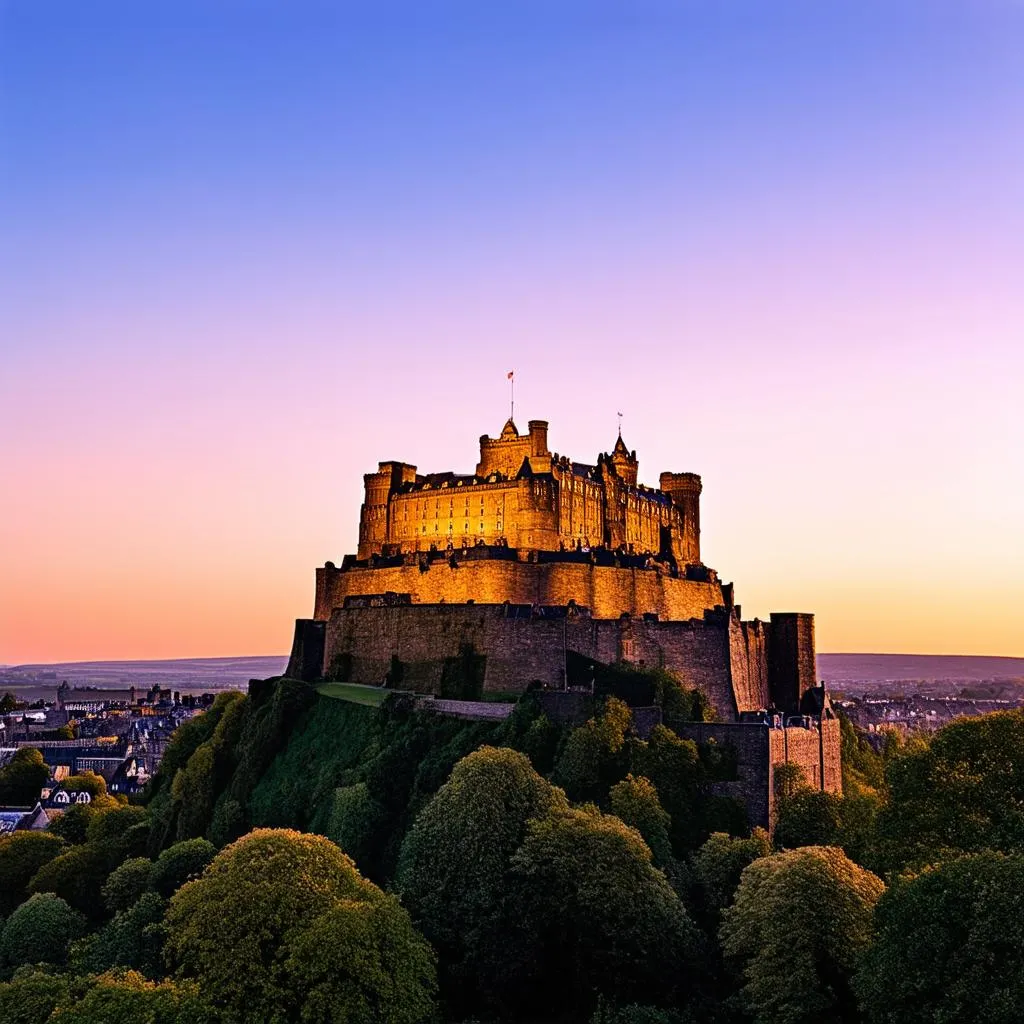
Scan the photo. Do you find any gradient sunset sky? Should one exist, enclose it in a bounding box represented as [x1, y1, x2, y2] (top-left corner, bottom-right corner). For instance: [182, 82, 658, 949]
[1, 1, 1021, 663]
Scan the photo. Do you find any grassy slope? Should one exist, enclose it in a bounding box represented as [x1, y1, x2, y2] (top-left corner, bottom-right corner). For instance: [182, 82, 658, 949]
[316, 681, 392, 706]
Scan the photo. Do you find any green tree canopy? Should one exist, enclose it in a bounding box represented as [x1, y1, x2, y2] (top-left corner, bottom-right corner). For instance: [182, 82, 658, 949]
[285, 894, 437, 1024]
[691, 828, 771, 917]
[47, 969, 216, 1024]
[165, 828, 436, 1024]
[507, 807, 703, 1018]
[28, 841, 124, 920]
[149, 838, 215, 897]
[101, 857, 154, 915]
[0, 748, 49, 806]
[71, 891, 167, 978]
[0, 968, 72, 1024]
[609, 774, 674, 867]
[396, 745, 568, 969]
[0, 892, 86, 971]
[856, 852, 1024, 1024]
[0, 831, 66, 916]
[774, 789, 844, 851]
[874, 710, 1024, 870]
[720, 846, 884, 1024]
[554, 698, 632, 802]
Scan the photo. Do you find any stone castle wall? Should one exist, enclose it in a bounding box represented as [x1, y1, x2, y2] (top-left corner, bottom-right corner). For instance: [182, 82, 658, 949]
[319, 602, 784, 719]
[678, 717, 842, 828]
[315, 560, 726, 624]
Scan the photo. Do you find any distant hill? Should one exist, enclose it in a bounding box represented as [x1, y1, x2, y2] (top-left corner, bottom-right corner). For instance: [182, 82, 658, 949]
[819, 653, 1024, 696]
[0, 656, 290, 700]
[4, 653, 1023, 702]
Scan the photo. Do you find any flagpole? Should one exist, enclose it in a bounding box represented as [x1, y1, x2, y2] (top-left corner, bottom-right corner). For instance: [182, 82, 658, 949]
[509, 372, 515, 422]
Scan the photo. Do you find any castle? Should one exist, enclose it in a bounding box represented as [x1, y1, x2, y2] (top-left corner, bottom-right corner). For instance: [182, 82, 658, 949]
[287, 417, 840, 824]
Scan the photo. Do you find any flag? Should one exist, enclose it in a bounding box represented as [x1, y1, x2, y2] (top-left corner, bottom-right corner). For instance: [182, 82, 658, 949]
[507, 371, 514, 380]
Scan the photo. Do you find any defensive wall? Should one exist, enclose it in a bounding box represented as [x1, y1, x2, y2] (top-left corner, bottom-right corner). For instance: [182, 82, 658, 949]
[315, 556, 726, 624]
[294, 601, 817, 721]
[677, 716, 842, 829]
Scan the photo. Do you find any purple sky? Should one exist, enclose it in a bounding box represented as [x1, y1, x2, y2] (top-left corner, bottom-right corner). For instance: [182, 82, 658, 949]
[1, 1, 1021, 661]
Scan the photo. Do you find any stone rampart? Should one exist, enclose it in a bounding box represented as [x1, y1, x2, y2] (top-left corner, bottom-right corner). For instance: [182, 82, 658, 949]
[315, 560, 725, 623]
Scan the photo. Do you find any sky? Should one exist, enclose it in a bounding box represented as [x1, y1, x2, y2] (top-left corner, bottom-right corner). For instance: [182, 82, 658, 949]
[1, 1, 1022, 663]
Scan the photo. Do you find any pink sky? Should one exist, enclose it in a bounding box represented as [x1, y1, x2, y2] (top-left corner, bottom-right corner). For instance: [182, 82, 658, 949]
[1, 2, 1021, 662]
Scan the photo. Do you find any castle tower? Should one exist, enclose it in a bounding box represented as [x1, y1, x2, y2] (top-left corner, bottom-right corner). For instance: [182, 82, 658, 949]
[659, 471, 702, 564]
[610, 434, 638, 487]
[357, 461, 417, 559]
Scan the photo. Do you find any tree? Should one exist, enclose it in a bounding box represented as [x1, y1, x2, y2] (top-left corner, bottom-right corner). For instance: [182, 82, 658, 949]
[28, 841, 124, 920]
[0, 831, 66, 916]
[102, 857, 154, 914]
[631, 725, 703, 852]
[285, 894, 437, 1024]
[874, 710, 1024, 870]
[554, 698, 632, 802]
[165, 828, 436, 1024]
[591, 998, 695, 1024]
[856, 852, 1024, 1024]
[774, 789, 844, 850]
[0, 748, 49, 806]
[71, 892, 168, 978]
[0, 968, 72, 1024]
[395, 745, 567, 1010]
[48, 969, 216, 1024]
[609, 774, 673, 867]
[507, 807, 703, 1018]
[0, 692, 18, 713]
[720, 846, 884, 1024]
[63, 771, 108, 799]
[691, 829, 771, 917]
[149, 838, 215, 897]
[0, 892, 86, 970]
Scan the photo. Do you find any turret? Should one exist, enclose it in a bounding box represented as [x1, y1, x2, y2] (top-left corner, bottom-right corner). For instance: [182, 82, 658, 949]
[357, 461, 416, 559]
[659, 471, 702, 563]
[610, 434, 638, 487]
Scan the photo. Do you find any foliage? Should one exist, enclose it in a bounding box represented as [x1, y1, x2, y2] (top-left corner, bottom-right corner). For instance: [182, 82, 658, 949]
[48, 969, 216, 1024]
[873, 709, 1024, 870]
[396, 746, 567, 1012]
[146, 690, 246, 851]
[63, 771, 109, 798]
[553, 697, 632, 802]
[0, 967, 73, 1024]
[856, 852, 1024, 1024]
[86, 804, 148, 849]
[631, 725, 704, 852]
[71, 892, 168, 978]
[149, 838, 216, 897]
[101, 857, 153, 914]
[774, 789, 844, 850]
[285, 894, 437, 1024]
[591, 997, 695, 1024]
[325, 782, 386, 871]
[691, 829, 772, 916]
[47, 803, 96, 845]
[0, 748, 49, 806]
[720, 846, 884, 1024]
[165, 828, 436, 1024]
[0, 692, 18, 713]
[507, 806, 703, 1018]
[609, 774, 673, 866]
[0, 893, 86, 971]
[28, 840, 125, 920]
[0, 832, 66, 916]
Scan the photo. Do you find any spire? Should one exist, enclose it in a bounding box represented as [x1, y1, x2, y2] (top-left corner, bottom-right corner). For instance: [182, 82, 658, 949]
[613, 433, 629, 456]
[500, 418, 519, 439]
